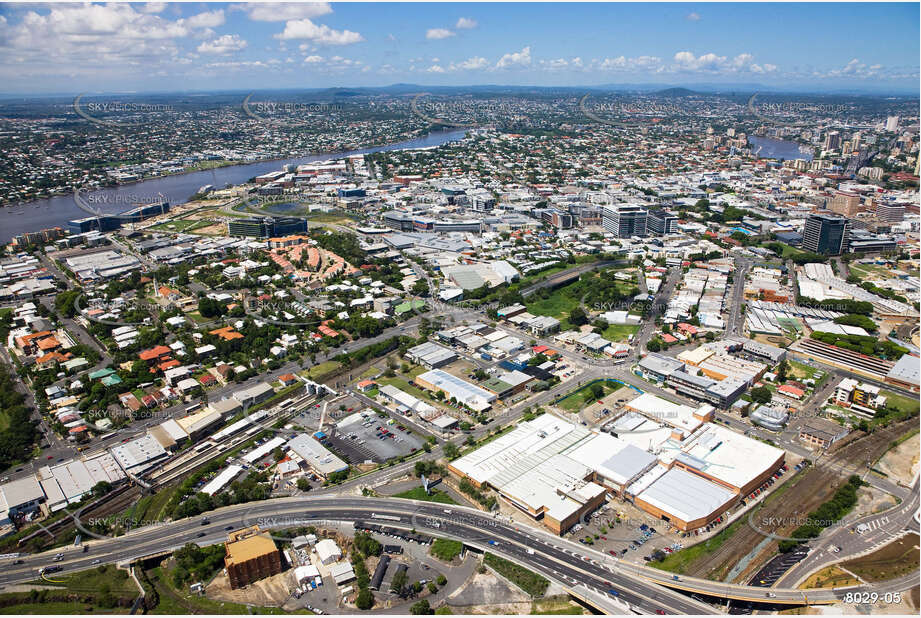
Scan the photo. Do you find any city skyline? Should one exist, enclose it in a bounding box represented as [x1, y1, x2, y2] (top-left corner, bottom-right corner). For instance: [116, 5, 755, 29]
[0, 2, 918, 95]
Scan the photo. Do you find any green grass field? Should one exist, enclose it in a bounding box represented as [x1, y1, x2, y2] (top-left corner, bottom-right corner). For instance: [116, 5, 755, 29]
[484, 553, 549, 597]
[602, 323, 640, 342]
[555, 380, 623, 413]
[527, 293, 580, 321]
[302, 360, 342, 381]
[881, 391, 920, 415]
[394, 486, 458, 505]
[430, 538, 464, 561]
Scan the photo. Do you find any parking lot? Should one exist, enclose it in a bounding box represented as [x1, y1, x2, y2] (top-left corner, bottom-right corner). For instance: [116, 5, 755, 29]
[326, 411, 424, 463]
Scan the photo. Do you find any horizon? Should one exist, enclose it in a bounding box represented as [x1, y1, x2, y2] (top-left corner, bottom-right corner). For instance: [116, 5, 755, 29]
[0, 2, 918, 96]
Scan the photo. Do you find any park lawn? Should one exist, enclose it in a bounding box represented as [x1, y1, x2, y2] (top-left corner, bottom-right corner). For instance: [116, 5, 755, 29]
[150, 219, 199, 232]
[303, 360, 342, 381]
[880, 391, 920, 415]
[402, 364, 427, 380]
[394, 486, 458, 505]
[602, 324, 640, 342]
[527, 292, 580, 321]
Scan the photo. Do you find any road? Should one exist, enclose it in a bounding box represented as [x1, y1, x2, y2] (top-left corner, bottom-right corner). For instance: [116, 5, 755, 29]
[775, 477, 920, 588]
[2, 496, 912, 613]
[725, 257, 751, 337]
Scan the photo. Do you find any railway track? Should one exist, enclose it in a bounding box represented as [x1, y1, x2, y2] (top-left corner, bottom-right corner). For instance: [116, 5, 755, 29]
[674, 419, 916, 581]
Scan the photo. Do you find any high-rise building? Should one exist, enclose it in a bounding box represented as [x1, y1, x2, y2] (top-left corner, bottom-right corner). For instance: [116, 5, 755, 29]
[876, 202, 905, 224]
[227, 216, 308, 238]
[885, 116, 899, 132]
[540, 208, 574, 229]
[829, 192, 862, 217]
[802, 213, 849, 255]
[647, 210, 678, 235]
[823, 131, 841, 151]
[602, 204, 648, 238]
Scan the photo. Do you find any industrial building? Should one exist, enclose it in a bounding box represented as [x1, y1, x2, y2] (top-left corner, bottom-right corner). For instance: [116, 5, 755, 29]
[286, 434, 348, 479]
[405, 341, 458, 369]
[414, 369, 497, 412]
[450, 410, 785, 534]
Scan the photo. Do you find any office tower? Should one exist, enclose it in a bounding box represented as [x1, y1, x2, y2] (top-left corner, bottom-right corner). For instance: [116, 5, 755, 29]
[802, 213, 849, 255]
[647, 210, 678, 235]
[823, 131, 841, 151]
[885, 116, 899, 132]
[876, 202, 905, 223]
[602, 204, 648, 237]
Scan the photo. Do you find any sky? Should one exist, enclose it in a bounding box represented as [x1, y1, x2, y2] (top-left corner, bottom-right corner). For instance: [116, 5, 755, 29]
[0, 2, 918, 95]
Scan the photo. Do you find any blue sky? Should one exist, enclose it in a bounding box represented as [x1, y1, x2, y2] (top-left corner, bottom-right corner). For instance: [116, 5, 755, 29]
[0, 2, 917, 94]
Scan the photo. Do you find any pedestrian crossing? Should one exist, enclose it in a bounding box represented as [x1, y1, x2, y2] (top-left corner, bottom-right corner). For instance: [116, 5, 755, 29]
[861, 515, 889, 532]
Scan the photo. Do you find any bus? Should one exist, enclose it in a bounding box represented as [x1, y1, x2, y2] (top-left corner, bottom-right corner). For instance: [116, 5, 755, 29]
[186, 403, 203, 414]
[99, 432, 117, 442]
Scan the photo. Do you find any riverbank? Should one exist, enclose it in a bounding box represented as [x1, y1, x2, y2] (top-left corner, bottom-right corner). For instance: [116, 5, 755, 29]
[0, 128, 467, 243]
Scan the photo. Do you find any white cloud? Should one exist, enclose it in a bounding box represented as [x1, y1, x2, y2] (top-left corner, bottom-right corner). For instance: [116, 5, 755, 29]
[452, 56, 488, 70]
[598, 55, 662, 71]
[686, 12, 701, 21]
[236, 3, 332, 22]
[671, 51, 763, 73]
[426, 28, 455, 40]
[304, 55, 324, 63]
[427, 64, 445, 73]
[141, 2, 167, 14]
[495, 46, 531, 69]
[181, 10, 225, 30]
[197, 34, 247, 55]
[275, 18, 363, 45]
[455, 17, 478, 29]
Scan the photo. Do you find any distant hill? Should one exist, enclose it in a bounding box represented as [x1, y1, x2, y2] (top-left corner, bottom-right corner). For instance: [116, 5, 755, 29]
[656, 87, 697, 97]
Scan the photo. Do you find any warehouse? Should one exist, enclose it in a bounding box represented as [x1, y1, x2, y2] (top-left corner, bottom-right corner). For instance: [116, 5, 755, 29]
[633, 467, 737, 530]
[405, 341, 457, 369]
[414, 369, 497, 412]
[286, 434, 348, 479]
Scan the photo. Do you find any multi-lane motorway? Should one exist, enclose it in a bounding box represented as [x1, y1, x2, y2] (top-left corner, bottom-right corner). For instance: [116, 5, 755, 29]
[4, 496, 913, 614]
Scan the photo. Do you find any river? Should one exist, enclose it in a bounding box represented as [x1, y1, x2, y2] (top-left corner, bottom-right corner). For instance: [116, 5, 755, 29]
[1, 128, 468, 243]
[747, 136, 813, 162]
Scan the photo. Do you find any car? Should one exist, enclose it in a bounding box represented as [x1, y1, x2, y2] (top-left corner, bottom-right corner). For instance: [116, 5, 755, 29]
[655, 610, 666, 615]
[225, 525, 234, 531]
[46, 455, 53, 460]
[91, 559, 101, 565]
[197, 532, 206, 538]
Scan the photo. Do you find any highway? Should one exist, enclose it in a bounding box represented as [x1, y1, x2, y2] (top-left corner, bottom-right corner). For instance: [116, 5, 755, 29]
[3, 496, 913, 613]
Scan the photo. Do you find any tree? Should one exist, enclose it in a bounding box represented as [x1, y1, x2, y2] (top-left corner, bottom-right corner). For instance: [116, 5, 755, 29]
[296, 478, 311, 492]
[410, 600, 433, 615]
[390, 568, 409, 595]
[750, 386, 772, 404]
[776, 360, 789, 382]
[443, 442, 460, 459]
[355, 588, 374, 610]
[646, 337, 662, 352]
[569, 306, 588, 326]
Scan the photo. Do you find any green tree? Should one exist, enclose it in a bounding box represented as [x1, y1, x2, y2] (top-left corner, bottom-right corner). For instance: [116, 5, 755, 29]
[750, 386, 772, 404]
[355, 588, 374, 610]
[411, 600, 433, 614]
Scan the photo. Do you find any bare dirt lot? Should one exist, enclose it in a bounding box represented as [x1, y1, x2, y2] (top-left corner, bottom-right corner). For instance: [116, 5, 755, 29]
[842, 533, 920, 583]
[206, 569, 296, 607]
[875, 432, 919, 486]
